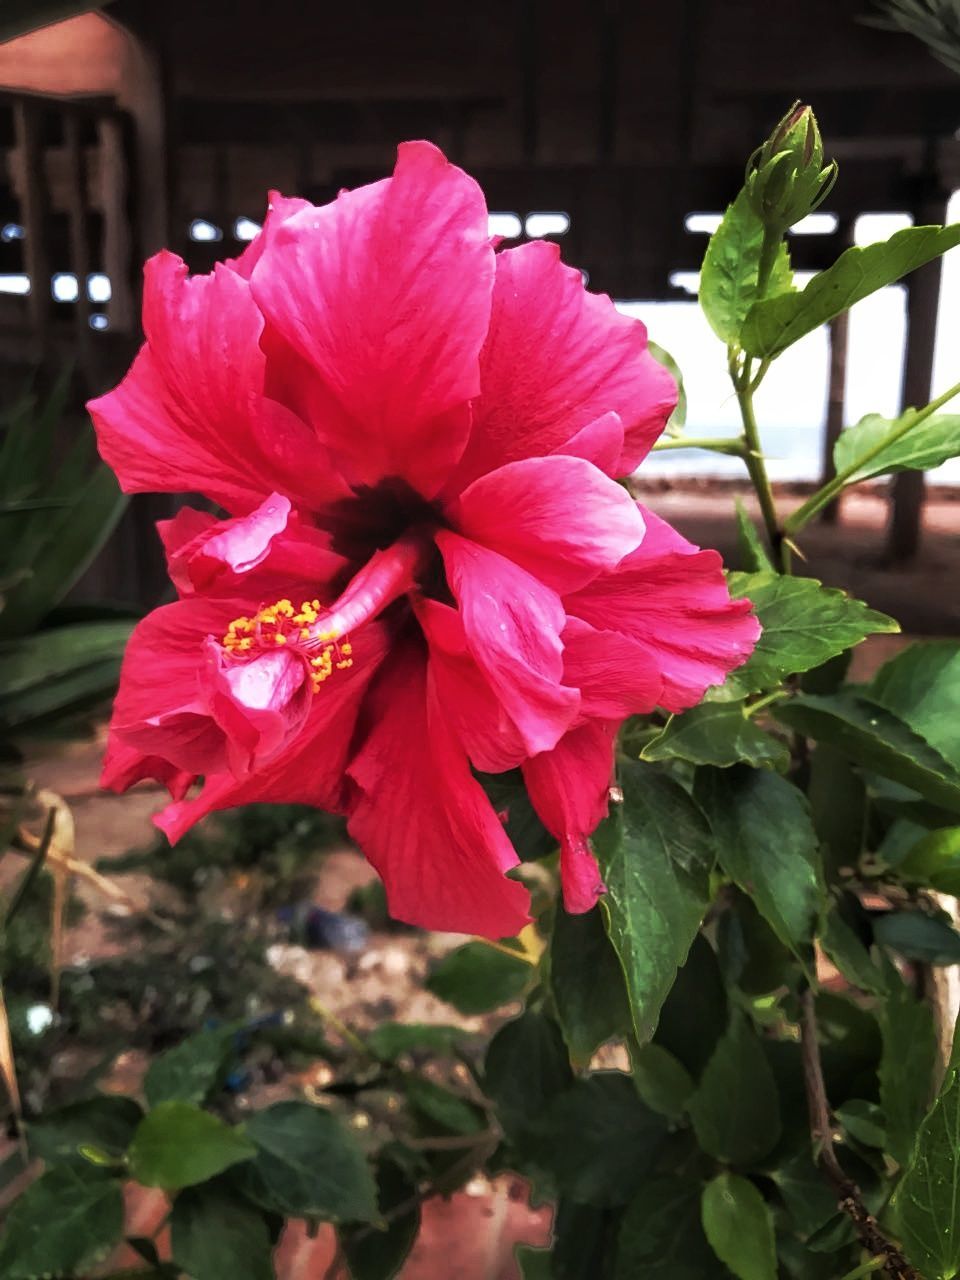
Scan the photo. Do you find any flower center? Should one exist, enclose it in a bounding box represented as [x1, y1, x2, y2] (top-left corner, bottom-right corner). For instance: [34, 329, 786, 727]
[222, 599, 354, 692]
[219, 530, 431, 694]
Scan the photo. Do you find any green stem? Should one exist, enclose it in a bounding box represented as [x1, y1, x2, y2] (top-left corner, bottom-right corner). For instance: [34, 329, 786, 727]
[743, 689, 790, 718]
[784, 376, 960, 535]
[651, 436, 746, 456]
[836, 1258, 886, 1280]
[735, 378, 785, 568]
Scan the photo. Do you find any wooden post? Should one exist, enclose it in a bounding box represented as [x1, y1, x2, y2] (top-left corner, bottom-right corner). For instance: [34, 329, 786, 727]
[885, 188, 949, 563]
[97, 112, 134, 333]
[63, 109, 94, 381]
[820, 217, 854, 524]
[12, 97, 50, 357]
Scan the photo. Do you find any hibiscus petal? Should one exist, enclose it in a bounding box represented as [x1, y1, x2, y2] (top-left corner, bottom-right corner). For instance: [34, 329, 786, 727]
[435, 531, 580, 757]
[251, 141, 495, 498]
[522, 720, 616, 913]
[156, 621, 390, 842]
[202, 639, 311, 776]
[448, 455, 645, 593]
[159, 496, 346, 598]
[100, 737, 194, 801]
[561, 617, 661, 718]
[346, 638, 531, 938]
[451, 241, 677, 486]
[416, 597, 528, 772]
[107, 598, 241, 777]
[565, 506, 760, 712]
[554, 411, 625, 474]
[88, 252, 348, 515]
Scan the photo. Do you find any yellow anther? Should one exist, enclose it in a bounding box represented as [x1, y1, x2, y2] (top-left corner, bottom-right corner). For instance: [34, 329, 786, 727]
[274, 633, 286, 645]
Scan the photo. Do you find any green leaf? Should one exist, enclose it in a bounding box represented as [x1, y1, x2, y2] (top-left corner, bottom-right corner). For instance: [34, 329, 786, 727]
[27, 1094, 142, 1165]
[515, 1245, 552, 1280]
[819, 903, 885, 995]
[740, 223, 960, 357]
[874, 910, 960, 964]
[834, 411, 960, 485]
[0, 1166, 123, 1279]
[642, 703, 788, 770]
[550, 904, 630, 1064]
[341, 1157, 420, 1280]
[696, 766, 822, 958]
[1, 464, 127, 633]
[616, 1176, 720, 1278]
[630, 1043, 695, 1121]
[128, 1101, 256, 1190]
[404, 1075, 485, 1136]
[171, 1182, 274, 1280]
[647, 340, 687, 433]
[699, 189, 792, 344]
[701, 1173, 777, 1280]
[365, 1022, 465, 1063]
[527, 1073, 668, 1207]
[426, 942, 533, 1015]
[899, 827, 960, 893]
[880, 963, 938, 1167]
[144, 1026, 233, 1108]
[776, 692, 960, 815]
[871, 641, 960, 771]
[0, 621, 134, 698]
[718, 892, 796, 995]
[687, 1013, 781, 1165]
[595, 763, 714, 1045]
[720, 573, 898, 699]
[835, 1099, 886, 1148]
[653, 934, 728, 1079]
[240, 1101, 378, 1222]
[897, 1064, 960, 1279]
[734, 498, 774, 573]
[484, 1009, 573, 1136]
[808, 745, 867, 879]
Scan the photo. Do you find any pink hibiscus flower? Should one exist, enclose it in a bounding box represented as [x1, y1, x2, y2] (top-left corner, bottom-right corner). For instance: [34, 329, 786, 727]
[90, 141, 759, 939]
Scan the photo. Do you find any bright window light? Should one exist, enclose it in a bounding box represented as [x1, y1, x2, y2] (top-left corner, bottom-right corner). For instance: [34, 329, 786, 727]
[684, 213, 723, 234]
[89, 313, 109, 330]
[234, 216, 261, 242]
[0, 274, 30, 295]
[488, 212, 522, 239]
[855, 212, 912, 246]
[1, 223, 24, 242]
[669, 270, 700, 295]
[189, 219, 223, 243]
[525, 211, 571, 238]
[789, 212, 839, 235]
[86, 273, 111, 303]
[52, 272, 79, 302]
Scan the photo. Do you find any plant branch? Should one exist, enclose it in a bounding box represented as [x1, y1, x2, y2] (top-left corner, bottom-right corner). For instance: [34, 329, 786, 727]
[735, 376, 785, 568]
[785, 376, 960, 534]
[799, 988, 919, 1280]
[651, 436, 746, 456]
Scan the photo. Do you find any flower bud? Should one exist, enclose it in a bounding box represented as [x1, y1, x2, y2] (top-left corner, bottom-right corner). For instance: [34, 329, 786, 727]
[745, 102, 837, 232]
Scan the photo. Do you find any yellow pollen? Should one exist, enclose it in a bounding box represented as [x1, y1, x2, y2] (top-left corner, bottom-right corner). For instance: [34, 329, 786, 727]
[222, 597, 354, 693]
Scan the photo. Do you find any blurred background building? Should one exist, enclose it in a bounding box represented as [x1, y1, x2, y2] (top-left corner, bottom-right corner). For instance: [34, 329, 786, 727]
[1, 0, 959, 597]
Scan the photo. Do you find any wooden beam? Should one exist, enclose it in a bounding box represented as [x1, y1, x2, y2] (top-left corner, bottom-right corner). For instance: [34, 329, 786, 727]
[97, 112, 134, 333]
[62, 109, 94, 381]
[820, 217, 855, 525]
[12, 97, 50, 356]
[885, 186, 949, 563]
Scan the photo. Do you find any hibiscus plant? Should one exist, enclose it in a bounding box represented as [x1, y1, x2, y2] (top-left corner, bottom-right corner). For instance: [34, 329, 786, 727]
[6, 104, 960, 1280]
